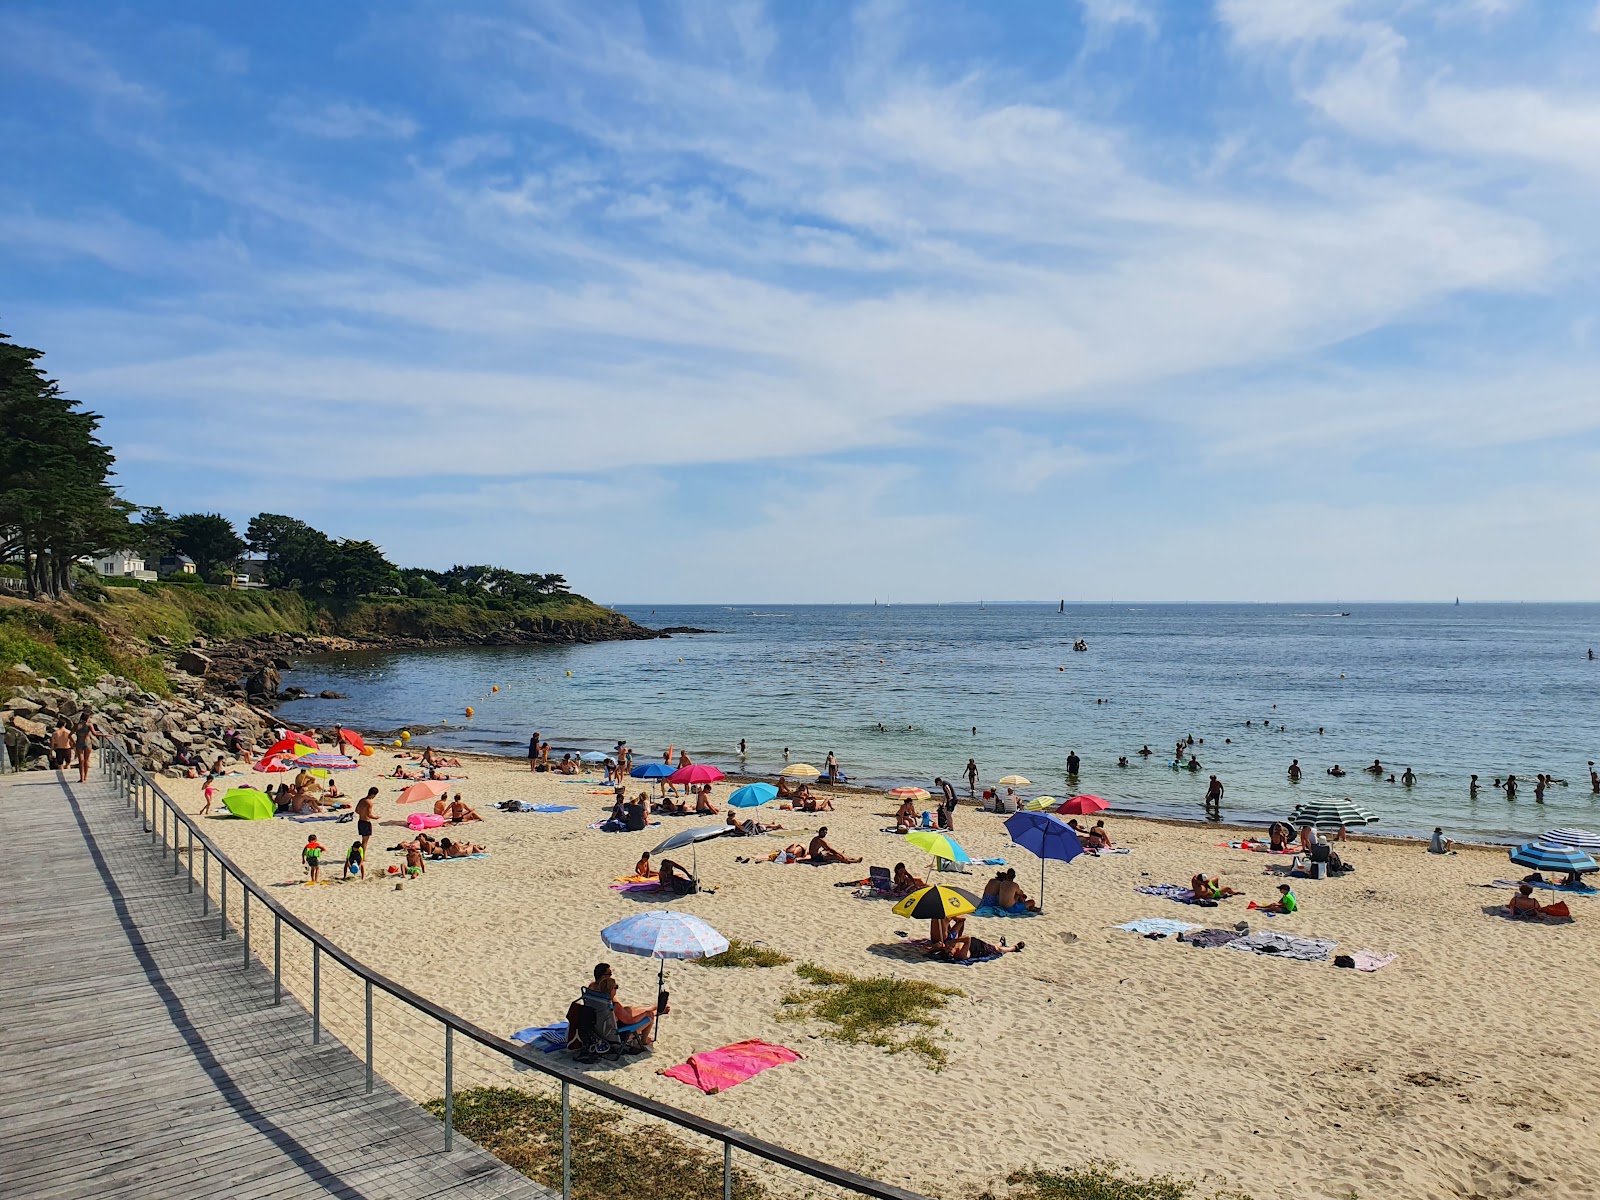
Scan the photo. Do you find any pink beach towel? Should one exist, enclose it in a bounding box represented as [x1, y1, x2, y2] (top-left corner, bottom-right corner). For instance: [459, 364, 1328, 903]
[662, 1040, 800, 1094]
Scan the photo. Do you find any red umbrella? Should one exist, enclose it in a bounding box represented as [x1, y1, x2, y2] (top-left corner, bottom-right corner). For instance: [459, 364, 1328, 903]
[668, 764, 725, 785]
[260, 737, 304, 760]
[284, 730, 318, 749]
[252, 753, 292, 774]
[398, 781, 450, 805]
[337, 728, 368, 755]
[1056, 795, 1110, 816]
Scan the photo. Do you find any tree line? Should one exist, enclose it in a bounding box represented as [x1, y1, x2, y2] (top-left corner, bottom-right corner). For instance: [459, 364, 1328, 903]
[0, 329, 569, 603]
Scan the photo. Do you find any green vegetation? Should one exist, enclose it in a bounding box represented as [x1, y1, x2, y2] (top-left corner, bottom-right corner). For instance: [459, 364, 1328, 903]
[425, 1087, 766, 1200]
[977, 1165, 1252, 1200]
[693, 939, 793, 968]
[0, 604, 169, 695]
[779, 963, 961, 1069]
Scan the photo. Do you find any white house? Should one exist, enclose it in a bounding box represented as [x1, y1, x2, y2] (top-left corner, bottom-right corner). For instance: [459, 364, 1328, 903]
[97, 550, 157, 582]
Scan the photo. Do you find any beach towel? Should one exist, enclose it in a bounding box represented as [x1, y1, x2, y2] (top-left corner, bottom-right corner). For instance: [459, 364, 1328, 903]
[1347, 950, 1396, 972]
[428, 852, 490, 863]
[287, 814, 348, 823]
[510, 1022, 569, 1053]
[1219, 840, 1295, 854]
[1178, 928, 1242, 948]
[973, 904, 1037, 918]
[611, 881, 662, 893]
[1100, 848, 1132, 854]
[1489, 879, 1597, 895]
[661, 1040, 800, 1094]
[1226, 931, 1336, 962]
[1136, 884, 1197, 902]
[1118, 917, 1201, 936]
[981, 857, 1008, 865]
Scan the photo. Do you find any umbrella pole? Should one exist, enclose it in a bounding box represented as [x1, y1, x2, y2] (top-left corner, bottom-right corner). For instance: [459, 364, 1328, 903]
[1040, 859, 1046, 914]
[656, 957, 666, 1043]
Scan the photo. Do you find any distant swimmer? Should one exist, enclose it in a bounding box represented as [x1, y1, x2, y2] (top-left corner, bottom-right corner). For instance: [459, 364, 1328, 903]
[739, 738, 747, 756]
[1505, 774, 1519, 800]
[972, 726, 977, 736]
[1535, 775, 1546, 804]
[1318, 727, 1325, 735]
[1066, 751, 1081, 777]
[1186, 757, 1202, 773]
[1186, 735, 1195, 746]
[1591, 648, 1595, 660]
[1366, 760, 1384, 775]
[1138, 745, 1153, 757]
[783, 747, 790, 762]
[1470, 774, 1480, 797]
[1288, 759, 1302, 782]
[1590, 762, 1598, 794]
[1174, 741, 1186, 763]
[1327, 764, 1346, 777]
[1245, 720, 1251, 727]
[1401, 767, 1416, 787]
[1117, 756, 1129, 768]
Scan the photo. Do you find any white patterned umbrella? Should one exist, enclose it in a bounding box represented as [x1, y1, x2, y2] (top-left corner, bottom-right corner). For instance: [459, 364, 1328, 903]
[1541, 828, 1600, 851]
[1290, 800, 1379, 830]
[600, 911, 729, 1039]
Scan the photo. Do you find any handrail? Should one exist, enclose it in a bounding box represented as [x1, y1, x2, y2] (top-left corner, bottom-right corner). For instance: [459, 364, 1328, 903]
[98, 739, 931, 1200]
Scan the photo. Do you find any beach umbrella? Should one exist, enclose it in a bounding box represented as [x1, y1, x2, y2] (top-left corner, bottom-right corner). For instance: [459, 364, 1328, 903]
[650, 824, 732, 874]
[779, 763, 821, 779]
[337, 728, 367, 755]
[904, 830, 972, 865]
[397, 780, 450, 805]
[1004, 811, 1084, 913]
[668, 764, 725, 785]
[579, 751, 610, 764]
[728, 783, 778, 809]
[887, 786, 930, 801]
[997, 774, 1032, 787]
[261, 736, 305, 760]
[1021, 796, 1060, 812]
[293, 753, 357, 770]
[1057, 794, 1109, 816]
[892, 885, 980, 921]
[600, 911, 729, 1040]
[630, 762, 676, 779]
[1510, 841, 1598, 875]
[251, 752, 292, 774]
[1541, 828, 1600, 851]
[1290, 800, 1379, 830]
[222, 788, 273, 821]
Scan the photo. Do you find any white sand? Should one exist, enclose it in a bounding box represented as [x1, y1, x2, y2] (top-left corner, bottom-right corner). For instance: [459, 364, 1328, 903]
[193, 747, 1600, 1200]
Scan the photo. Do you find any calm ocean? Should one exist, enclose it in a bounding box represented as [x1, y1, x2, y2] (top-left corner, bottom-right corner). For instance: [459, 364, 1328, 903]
[277, 603, 1600, 842]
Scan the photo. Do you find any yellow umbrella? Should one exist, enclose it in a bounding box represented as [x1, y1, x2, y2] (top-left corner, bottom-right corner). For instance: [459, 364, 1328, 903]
[779, 763, 821, 779]
[892, 885, 980, 920]
[1022, 796, 1059, 812]
[292, 742, 329, 780]
[997, 774, 1032, 787]
[905, 830, 972, 864]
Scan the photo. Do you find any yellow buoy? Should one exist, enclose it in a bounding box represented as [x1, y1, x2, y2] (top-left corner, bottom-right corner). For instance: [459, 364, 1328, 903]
[400, 730, 410, 741]
[566, 670, 572, 677]
[678, 658, 683, 663]
[491, 685, 499, 693]
[465, 706, 474, 718]
[392, 739, 401, 747]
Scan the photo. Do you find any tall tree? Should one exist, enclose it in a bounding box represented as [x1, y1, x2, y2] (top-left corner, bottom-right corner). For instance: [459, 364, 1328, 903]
[0, 330, 129, 597]
[169, 513, 246, 583]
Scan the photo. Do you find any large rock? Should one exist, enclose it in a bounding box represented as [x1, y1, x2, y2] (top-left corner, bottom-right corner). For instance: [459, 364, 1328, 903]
[176, 650, 212, 676]
[9, 715, 47, 739]
[3, 697, 41, 715]
[245, 666, 280, 698]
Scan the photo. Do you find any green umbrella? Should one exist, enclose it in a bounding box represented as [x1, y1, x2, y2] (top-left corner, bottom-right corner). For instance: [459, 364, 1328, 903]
[223, 788, 274, 820]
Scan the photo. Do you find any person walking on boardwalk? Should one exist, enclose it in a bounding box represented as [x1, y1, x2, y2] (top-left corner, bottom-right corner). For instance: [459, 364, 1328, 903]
[73, 712, 101, 784]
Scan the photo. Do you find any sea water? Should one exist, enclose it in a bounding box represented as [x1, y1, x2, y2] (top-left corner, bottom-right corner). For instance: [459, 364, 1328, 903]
[277, 603, 1600, 842]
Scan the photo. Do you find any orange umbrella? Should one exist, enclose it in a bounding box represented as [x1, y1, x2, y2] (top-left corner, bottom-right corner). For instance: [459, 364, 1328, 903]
[338, 728, 368, 755]
[398, 781, 450, 805]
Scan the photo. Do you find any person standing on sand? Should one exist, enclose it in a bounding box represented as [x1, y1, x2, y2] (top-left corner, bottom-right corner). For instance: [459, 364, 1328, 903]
[1204, 774, 1224, 815]
[355, 786, 378, 856]
[965, 758, 978, 794]
[528, 734, 540, 773]
[936, 777, 957, 810]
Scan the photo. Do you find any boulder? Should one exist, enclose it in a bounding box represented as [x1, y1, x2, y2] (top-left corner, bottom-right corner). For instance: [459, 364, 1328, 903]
[176, 650, 212, 676]
[3, 697, 41, 715]
[318, 690, 347, 700]
[9, 715, 48, 739]
[245, 667, 280, 698]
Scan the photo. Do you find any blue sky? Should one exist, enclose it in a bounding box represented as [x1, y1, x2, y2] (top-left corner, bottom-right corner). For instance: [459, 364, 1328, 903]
[5, 0, 1600, 603]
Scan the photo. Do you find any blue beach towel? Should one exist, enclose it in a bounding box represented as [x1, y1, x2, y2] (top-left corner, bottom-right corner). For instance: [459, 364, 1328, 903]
[1118, 917, 1201, 936]
[981, 857, 1008, 865]
[973, 904, 1037, 918]
[429, 852, 490, 863]
[511, 1022, 569, 1053]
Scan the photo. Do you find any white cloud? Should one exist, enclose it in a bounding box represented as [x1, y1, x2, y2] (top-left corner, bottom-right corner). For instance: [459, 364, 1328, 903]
[1078, 0, 1158, 36]
[276, 99, 418, 140]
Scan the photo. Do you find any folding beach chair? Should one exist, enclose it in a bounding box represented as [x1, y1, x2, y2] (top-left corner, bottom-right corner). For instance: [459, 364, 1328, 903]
[867, 866, 896, 895]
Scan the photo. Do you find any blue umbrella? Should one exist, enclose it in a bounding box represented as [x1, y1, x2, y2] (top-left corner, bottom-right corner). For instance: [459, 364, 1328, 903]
[1510, 841, 1598, 875]
[630, 762, 676, 779]
[728, 782, 779, 809]
[1541, 828, 1600, 851]
[1004, 811, 1085, 912]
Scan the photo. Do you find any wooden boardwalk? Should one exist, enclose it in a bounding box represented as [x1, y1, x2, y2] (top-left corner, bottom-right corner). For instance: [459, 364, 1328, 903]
[0, 770, 551, 1200]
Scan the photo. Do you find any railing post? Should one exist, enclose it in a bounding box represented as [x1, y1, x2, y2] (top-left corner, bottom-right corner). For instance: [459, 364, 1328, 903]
[443, 1025, 454, 1150]
[561, 1080, 572, 1200]
[220, 870, 227, 941]
[273, 914, 281, 1006]
[187, 827, 194, 893]
[242, 891, 250, 970]
[161, 797, 168, 859]
[173, 808, 181, 876]
[364, 980, 374, 1094]
[149, 781, 157, 844]
[202, 849, 209, 915]
[312, 944, 321, 1044]
[723, 1140, 733, 1200]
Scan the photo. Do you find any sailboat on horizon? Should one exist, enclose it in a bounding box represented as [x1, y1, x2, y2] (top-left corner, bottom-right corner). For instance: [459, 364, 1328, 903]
[1059, 599, 1064, 613]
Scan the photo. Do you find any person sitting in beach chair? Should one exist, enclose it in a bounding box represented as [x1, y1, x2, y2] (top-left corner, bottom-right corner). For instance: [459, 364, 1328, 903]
[1507, 884, 1543, 918]
[570, 972, 653, 1061]
[807, 828, 861, 865]
[892, 863, 925, 895]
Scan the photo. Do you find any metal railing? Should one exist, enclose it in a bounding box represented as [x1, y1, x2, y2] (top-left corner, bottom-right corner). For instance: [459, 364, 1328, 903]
[98, 740, 930, 1200]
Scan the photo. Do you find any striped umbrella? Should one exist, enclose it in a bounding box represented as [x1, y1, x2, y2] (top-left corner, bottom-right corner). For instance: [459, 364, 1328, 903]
[904, 830, 972, 864]
[887, 786, 930, 801]
[1541, 828, 1600, 851]
[1021, 796, 1060, 811]
[1290, 800, 1379, 830]
[600, 911, 729, 1039]
[1510, 841, 1598, 875]
[292, 753, 357, 770]
[892, 885, 980, 920]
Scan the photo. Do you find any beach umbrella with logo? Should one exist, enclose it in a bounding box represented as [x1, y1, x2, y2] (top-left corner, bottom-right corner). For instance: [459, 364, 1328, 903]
[728, 783, 778, 809]
[779, 763, 821, 779]
[1510, 841, 1598, 876]
[904, 830, 972, 866]
[1057, 795, 1110, 816]
[650, 824, 733, 875]
[1004, 811, 1084, 913]
[1290, 800, 1379, 830]
[1540, 829, 1600, 852]
[892, 884, 980, 921]
[600, 911, 729, 1040]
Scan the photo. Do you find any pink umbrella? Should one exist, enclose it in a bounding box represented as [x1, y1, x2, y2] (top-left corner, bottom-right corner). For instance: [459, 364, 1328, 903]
[1056, 794, 1110, 816]
[398, 781, 450, 805]
[668, 764, 725, 785]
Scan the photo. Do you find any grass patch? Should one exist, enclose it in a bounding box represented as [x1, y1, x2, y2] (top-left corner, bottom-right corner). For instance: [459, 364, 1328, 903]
[779, 962, 961, 1069]
[977, 1164, 1252, 1200]
[425, 1086, 767, 1200]
[694, 939, 793, 969]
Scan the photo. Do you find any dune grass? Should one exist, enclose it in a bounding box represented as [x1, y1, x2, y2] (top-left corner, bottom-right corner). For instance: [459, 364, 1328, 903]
[978, 1165, 1253, 1200]
[426, 1086, 767, 1200]
[778, 962, 961, 1069]
[693, 939, 793, 968]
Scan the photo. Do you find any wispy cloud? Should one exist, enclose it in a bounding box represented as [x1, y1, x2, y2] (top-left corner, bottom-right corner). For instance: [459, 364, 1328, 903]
[275, 98, 418, 139]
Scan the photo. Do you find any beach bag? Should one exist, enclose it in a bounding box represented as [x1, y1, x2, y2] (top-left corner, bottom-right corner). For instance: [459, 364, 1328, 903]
[1543, 901, 1571, 919]
[669, 875, 698, 896]
[1333, 954, 1355, 969]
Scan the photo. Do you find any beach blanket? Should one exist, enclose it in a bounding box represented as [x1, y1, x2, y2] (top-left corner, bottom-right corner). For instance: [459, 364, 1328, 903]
[1345, 950, 1396, 972]
[1226, 931, 1336, 962]
[1219, 840, 1295, 854]
[1489, 879, 1597, 895]
[661, 1040, 800, 1094]
[1100, 847, 1132, 854]
[510, 1022, 569, 1053]
[973, 904, 1037, 918]
[1178, 928, 1243, 948]
[981, 857, 1008, 865]
[502, 802, 580, 813]
[287, 814, 349, 823]
[428, 852, 490, 863]
[1118, 918, 1201, 936]
[611, 881, 662, 893]
[1136, 884, 1197, 902]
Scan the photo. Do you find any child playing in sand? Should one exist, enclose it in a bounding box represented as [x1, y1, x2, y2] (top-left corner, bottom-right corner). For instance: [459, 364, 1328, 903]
[1252, 883, 1298, 914]
[405, 846, 425, 878]
[200, 774, 216, 816]
[302, 836, 325, 883]
[343, 840, 364, 880]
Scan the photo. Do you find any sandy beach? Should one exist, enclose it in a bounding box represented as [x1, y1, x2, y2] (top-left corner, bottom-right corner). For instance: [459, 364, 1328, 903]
[191, 746, 1600, 1200]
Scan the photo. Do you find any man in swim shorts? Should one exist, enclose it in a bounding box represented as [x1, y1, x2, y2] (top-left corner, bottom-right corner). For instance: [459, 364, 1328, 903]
[355, 786, 378, 853]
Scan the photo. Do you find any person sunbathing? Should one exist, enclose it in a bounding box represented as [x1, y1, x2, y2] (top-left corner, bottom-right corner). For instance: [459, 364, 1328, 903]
[433, 837, 485, 859]
[766, 843, 810, 863]
[448, 795, 482, 823]
[940, 933, 1024, 960]
[807, 828, 861, 864]
[1508, 884, 1543, 917]
[420, 747, 463, 769]
[992, 869, 1038, 912]
[324, 779, 345, 799]
[392, 765, 423, 780]
[776, 778, 799, 799]
[634, 852, 658, 879]
[289, 786, 323, 815]
[892, 863, 925, 895]
[656, 794, 689, 815]
[1191, 873, 1243, 900]
[694, 786, 718, 815]
[894, 799, 918, 833]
